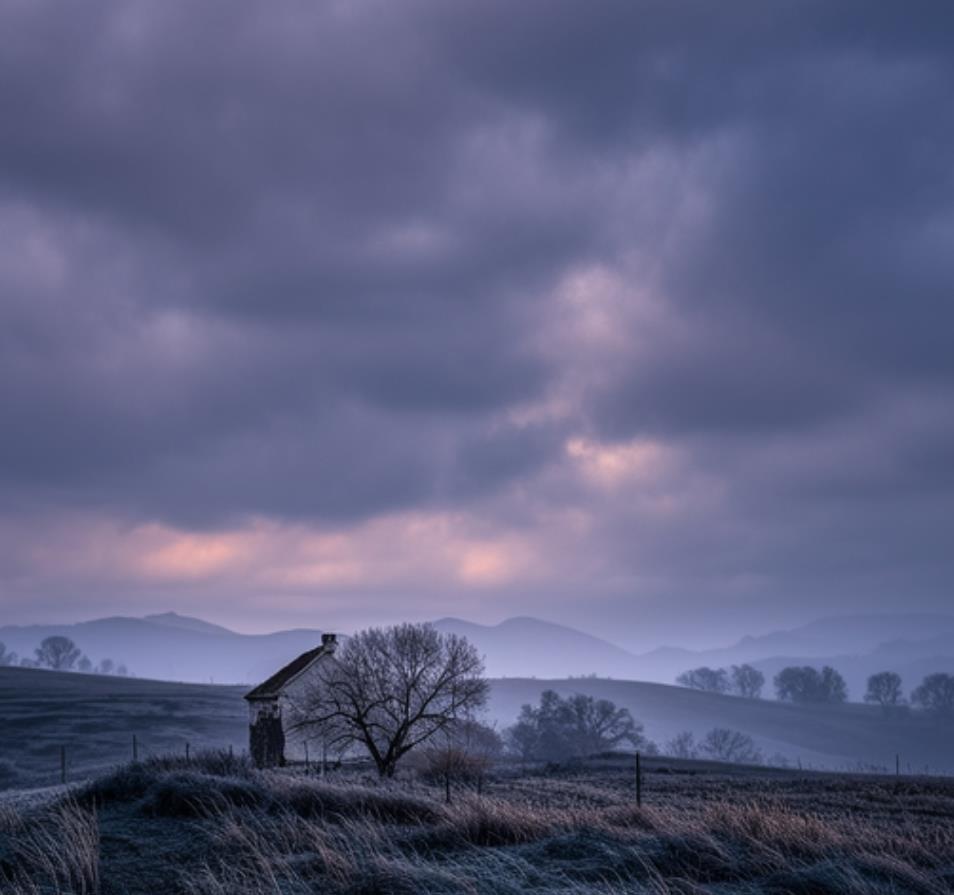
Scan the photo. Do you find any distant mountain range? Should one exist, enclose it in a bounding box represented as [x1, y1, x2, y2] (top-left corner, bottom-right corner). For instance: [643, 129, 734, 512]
[0, 614, 326, 685]
[1, 611, 953, 697]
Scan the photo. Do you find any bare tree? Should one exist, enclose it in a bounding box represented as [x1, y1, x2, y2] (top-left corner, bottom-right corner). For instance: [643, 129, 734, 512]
[290, 623, 488, 777]
[96, 659, 115, 675]
[561, 693, 647, 756]
[77, 656, 93, 674]
[35, 636, 81, 671]
[0, 643, 18, 667]
[730, 664, 765, 699]
[676, 667, 730, 694]
[699, 728, 763, 764]
[864, 671, 904, 710]
[664, 730, 697, 759]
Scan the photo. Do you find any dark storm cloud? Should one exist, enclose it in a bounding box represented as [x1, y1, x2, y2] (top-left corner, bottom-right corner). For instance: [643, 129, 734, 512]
[1, 0, 953, 627]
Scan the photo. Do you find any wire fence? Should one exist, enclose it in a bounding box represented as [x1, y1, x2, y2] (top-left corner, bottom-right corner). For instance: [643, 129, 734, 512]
[28, 738, 953, 792]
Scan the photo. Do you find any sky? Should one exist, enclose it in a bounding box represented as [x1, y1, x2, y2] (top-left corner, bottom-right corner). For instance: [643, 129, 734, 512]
[1, 1, 953, 650]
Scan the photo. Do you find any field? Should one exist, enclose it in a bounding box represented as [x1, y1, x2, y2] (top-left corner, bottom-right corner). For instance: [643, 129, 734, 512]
[3, 668, 954, 892]
[2, 752, 953, 894]
[0, 668, 247, 789]
[4, 667, 953, 793]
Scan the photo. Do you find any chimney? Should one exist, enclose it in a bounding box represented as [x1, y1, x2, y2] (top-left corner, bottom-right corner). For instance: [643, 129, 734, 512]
[321, 633, 337, 652]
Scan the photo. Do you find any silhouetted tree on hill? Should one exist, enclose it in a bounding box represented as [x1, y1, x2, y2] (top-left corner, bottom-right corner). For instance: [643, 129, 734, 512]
[774, 665, 847, 704]
[911, 673, 954, 721]
[0, 643, 18, 667]
[730, 664, 765, 698]
[96, 659, 115, 675]
[676, 667, 730, 693]
[35, 636, 81, 671]
[505, 690, 648, 761]
[864, 671, 904, 711]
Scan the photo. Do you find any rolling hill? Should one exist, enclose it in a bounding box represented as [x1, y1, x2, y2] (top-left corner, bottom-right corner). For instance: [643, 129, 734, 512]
[2, 611, 953, 697]
[0, 614, 327, 684]
[2, 666, 951, 791]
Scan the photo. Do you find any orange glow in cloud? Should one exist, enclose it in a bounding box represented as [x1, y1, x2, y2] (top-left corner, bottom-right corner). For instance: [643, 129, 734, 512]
[456, 543, 520, 585]
[103, 513, 543, 594]
[566, 436, 666, 487]
[136, 531, 242, 580]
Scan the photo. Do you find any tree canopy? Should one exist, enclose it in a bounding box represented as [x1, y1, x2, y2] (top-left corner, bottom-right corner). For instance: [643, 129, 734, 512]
[774, 665, 847, 704]
[290, 623, 487, 777]
[505, 690, 648, 761]
[34, 636, 81, 671]
[911, 673, 954, 720]
[864, 671, 904, 708]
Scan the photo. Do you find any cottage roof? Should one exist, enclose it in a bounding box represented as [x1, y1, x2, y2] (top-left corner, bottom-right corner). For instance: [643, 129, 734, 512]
[245, 638, 335, 701]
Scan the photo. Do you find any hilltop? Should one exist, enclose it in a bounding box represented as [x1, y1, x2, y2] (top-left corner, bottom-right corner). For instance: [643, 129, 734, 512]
[2, 666, 952, 791]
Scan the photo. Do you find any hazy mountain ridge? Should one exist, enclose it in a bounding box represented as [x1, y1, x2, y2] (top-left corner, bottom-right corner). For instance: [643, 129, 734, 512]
[0, 614, 325, 685]
[2, 611, 952, 693]
[431, 616, 641, 679]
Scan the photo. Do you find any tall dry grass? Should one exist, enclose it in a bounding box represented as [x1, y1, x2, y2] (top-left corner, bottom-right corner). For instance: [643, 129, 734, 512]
[178, 776, 954, 894]
[0, 799, 100, 895]
[3, 753, 954, 894]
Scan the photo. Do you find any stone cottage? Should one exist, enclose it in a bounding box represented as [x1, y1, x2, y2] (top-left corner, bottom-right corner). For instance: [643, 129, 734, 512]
[244, 632, 338, 768]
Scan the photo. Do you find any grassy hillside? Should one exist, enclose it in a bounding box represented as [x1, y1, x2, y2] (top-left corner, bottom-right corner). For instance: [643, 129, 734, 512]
[0, 668, 247, 789]
[489, 678, 954, 773]
[2, 668, 952, 791]
[2, 753, 953, 894]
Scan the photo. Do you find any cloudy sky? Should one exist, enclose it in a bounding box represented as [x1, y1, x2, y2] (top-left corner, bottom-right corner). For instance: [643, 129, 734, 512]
[1, 1, 952, 648]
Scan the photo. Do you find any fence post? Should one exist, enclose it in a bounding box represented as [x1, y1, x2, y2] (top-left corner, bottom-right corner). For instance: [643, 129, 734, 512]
[60, 745, 66, 784]
[636, 751, 642, 807]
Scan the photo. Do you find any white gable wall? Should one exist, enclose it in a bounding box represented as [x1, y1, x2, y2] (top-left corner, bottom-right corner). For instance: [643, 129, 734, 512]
[277, 655, 330, 763]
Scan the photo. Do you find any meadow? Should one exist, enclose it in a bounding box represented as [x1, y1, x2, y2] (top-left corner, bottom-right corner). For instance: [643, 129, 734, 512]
[2, 751, 953, 894]
[0, 668, 247, 789]
[3, 667, 954, 892]
[4, 666, 951, 792]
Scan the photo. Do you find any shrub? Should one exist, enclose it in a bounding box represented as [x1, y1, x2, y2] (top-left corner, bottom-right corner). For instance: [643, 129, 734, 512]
[141, 773, 272, 818]
[699, 728, 763, 765]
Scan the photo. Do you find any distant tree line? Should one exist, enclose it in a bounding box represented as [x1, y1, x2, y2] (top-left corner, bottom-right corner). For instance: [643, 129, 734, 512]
[676, 664, 766, 698]
[865, 670, 954, 720]
[774, 665, 847, 704]
[0, 636, 129, 676]
[675, 661, 954, 720]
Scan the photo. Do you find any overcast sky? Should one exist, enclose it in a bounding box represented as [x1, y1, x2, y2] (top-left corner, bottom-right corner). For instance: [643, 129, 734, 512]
[1, 1, 952, 649]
